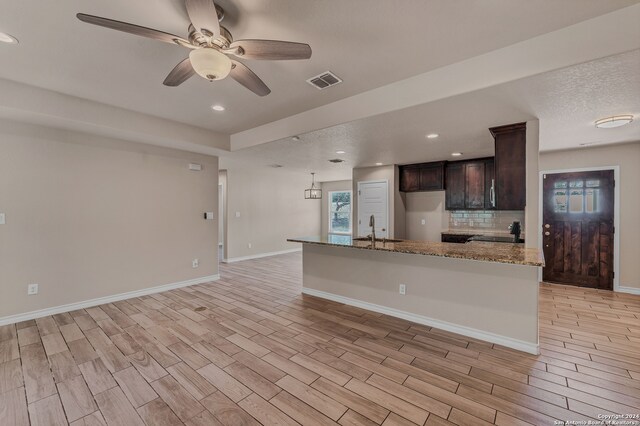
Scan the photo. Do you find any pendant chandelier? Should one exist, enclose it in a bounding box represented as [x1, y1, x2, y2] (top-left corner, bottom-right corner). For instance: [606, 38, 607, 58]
[304, 173, 322, 199]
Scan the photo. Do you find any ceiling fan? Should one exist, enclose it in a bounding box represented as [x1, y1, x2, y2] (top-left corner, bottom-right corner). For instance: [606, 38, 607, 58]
[76, 0, 312, 96]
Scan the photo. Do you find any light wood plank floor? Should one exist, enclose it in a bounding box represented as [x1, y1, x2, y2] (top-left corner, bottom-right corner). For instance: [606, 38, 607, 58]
[1, 252, 639, 425]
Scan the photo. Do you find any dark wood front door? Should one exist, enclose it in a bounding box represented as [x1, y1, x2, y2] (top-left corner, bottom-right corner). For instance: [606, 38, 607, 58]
[542, 170, 614, 290]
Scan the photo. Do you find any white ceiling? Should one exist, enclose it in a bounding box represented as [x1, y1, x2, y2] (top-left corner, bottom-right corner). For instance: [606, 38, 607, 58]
[1, 0, 637, 135]
[222, 50, 640, 181]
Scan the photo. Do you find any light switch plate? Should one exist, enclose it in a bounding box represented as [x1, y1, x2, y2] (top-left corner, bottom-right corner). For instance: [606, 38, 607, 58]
[421, 219, 426, 225]
[204, 212, 214, 220]
[235, 211, 241, 218]
[0, 213, 5, 225]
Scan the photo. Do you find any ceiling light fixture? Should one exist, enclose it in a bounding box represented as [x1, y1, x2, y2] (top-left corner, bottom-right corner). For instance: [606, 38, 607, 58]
[451, 152, 463, 157]
[595, 115, 633, 129]
[335, 150, 346, 154]
[211, 105, 225, 111]
[375, 162, 383, 166]
[189, 48, 232, 81]
[0, 32, 18, 44]
[304, 173, 322, 199]
[291, 136, 300, 141]
[426, 133, 439, 139]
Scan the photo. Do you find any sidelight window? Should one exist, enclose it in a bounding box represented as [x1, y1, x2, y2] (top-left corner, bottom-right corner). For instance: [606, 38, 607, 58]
[329, 191, 352, 234]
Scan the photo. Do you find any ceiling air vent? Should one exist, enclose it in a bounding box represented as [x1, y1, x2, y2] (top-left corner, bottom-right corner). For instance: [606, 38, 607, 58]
[328, 158, 345, 163]
[307, 71, 342, 90]
[269, 164, 284, 168]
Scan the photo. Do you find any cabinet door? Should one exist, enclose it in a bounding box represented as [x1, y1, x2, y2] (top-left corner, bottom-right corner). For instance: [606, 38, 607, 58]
[419, 162, 445, 191]
[491, 123, 526, 210]
[484, 159, 496, 209]
[465, 162, 485, 209]
[445, 163, 465, 210]
[399, 166, 420, 192]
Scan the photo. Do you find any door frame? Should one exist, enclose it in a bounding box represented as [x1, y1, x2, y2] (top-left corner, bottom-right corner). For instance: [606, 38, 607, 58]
[538, 166, 620, 291]
[357, 180, 389, 237]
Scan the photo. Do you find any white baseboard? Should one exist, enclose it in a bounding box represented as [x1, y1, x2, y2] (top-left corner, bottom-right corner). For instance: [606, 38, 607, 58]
[618, 286, 640, 295]
[302, 287, 540, 355]
[0, 274, 220, 326]
[223, 248, 302, 263]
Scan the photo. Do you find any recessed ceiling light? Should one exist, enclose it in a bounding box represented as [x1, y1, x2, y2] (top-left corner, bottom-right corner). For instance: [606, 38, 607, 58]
[335, 150, 346, 154]
[291, 136, 300, 141]
[426, 133, 439, 139]
[595, 115, 633, 128]
[451, 152, 463, 157]
[211, 105, 225, 111]
[375, 162, 383, 166]
[0, 32, 18, 44]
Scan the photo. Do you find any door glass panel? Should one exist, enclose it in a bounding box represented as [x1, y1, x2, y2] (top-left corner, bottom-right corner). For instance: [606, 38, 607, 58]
[553, 189, 568, 213]
[569, 189, 584, 213]
[586, 179, 600, 188]
[585, 188, 599, 213]
[569, 180, 584, 188]
[554, 181, 568, 189]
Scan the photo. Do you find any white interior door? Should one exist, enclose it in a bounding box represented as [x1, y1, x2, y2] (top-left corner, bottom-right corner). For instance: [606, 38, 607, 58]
[357, 180, 389, 238]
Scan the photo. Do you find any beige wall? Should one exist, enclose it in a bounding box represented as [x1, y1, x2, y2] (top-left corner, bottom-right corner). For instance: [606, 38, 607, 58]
[540, 141, 640, 289]
[0, 120, 219, 319]
[352, 165, 406, 239]
[405, 191, 448, 242]
[525, 120, 540, 249]
[302, 244, 539, 353]
[320, 180, 353, 236]
[224, 166, 321, 260]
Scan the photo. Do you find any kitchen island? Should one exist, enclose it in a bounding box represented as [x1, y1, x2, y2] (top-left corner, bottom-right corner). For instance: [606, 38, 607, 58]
[288, 236, 544, 354]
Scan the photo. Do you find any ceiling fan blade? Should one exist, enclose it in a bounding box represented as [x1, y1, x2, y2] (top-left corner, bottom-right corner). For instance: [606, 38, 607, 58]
[163, 58, 195, 86]
[185, 0, 220, 37]
[230, 60, 271, 96]
[227, 39, 312, 60]
[77, 13, 190, 46]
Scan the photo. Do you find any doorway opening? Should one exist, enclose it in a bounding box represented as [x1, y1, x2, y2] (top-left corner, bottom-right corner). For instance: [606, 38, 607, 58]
[541, 168, 618, 290]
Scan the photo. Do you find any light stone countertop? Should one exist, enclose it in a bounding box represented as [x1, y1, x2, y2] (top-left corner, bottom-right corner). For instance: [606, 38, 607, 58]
[288, 236, 544, 267]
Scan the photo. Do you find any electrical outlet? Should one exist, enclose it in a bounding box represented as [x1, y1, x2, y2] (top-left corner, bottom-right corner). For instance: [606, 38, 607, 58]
[399, 284, 406, 295]
[248, 243, 252, 249]
[0, 213, 5, 225]
[27, 284, 38, 295]
[421, 219, 426, 225]
[192, 259, 199, 268]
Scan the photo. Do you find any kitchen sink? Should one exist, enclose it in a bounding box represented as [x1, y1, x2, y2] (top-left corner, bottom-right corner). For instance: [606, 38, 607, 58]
[352, 237, 403, 243]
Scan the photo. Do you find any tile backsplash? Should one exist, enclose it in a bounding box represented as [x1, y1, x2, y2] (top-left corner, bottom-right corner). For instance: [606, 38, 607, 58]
[448, 210, 525, 234]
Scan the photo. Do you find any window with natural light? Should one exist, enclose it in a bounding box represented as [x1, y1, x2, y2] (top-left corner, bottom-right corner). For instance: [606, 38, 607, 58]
[328, 190, 352, 235]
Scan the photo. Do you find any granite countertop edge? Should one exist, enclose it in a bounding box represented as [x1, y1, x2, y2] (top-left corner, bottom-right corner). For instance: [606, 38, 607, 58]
[287, 237, 544, 267]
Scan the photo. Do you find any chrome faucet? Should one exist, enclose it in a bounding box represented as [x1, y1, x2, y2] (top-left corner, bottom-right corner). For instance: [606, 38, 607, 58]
[368, 214, 376, 245]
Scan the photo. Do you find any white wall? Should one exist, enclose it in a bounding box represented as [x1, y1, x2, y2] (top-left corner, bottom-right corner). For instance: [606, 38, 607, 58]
[540, 141, 640, 290]
[223, 165, 321, 260]
[321, 180, 353, 236]
[405, 191, 448, 242]
[0, 119, 219, 320]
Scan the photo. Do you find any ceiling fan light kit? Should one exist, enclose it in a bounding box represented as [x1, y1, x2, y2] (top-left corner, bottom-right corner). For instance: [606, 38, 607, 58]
[189, 48, 232, 80]
[76, 0, 312, 96]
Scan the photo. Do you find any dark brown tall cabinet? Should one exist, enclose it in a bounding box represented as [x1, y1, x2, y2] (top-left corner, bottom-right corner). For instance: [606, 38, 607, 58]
[490, 122, 527, 211]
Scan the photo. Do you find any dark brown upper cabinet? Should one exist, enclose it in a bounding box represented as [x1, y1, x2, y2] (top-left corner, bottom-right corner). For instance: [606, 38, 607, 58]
[399, 161, 446, 192]
[490, 122, 527, 211]
[445, 162, 465, 209]
[445, 158, 494, 210]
